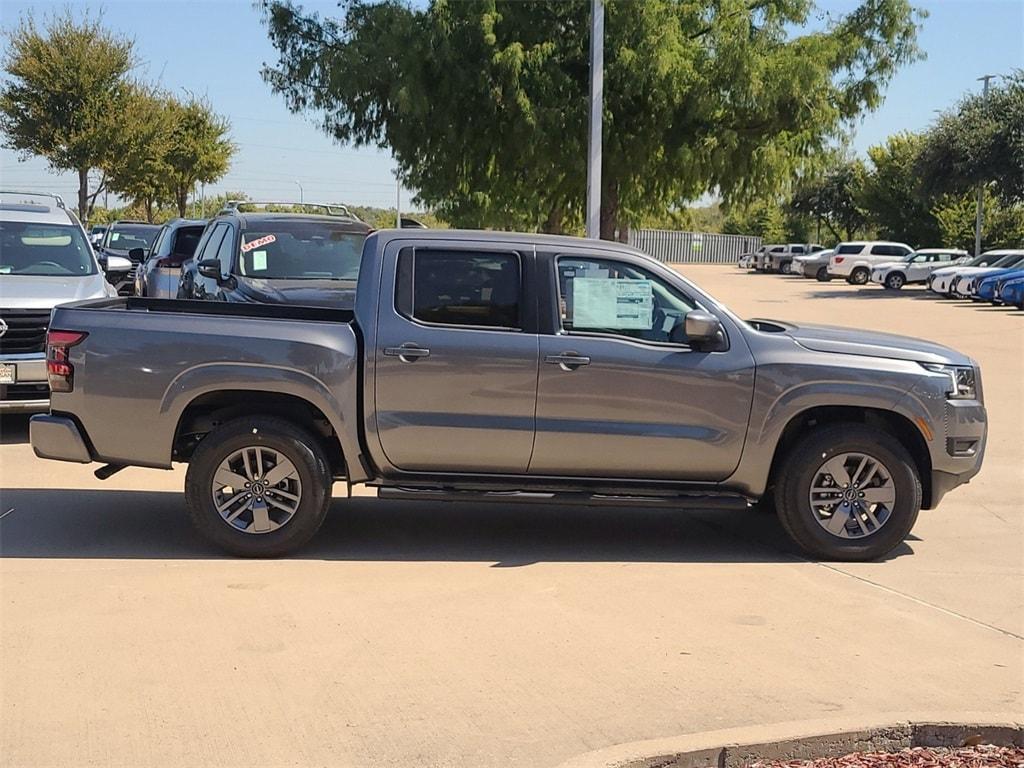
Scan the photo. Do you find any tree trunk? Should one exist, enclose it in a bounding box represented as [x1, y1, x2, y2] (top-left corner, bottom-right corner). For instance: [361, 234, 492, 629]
[599, 182, 618, 241]
[543, 206, 564, 234]
[177, 186, 188, 218]
[616, 223, 629, 243]
[145, 198, 155, 223]
[77, 168, 89, 224]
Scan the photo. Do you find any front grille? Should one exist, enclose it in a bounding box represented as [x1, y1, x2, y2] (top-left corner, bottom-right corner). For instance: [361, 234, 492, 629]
[0, 383, 49, 401]
[0, 309, 51, 354]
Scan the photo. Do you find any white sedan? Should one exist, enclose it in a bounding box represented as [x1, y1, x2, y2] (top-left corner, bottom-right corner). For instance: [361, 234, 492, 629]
[869, 248, 968, 289]
[928, 251, 1024, 296]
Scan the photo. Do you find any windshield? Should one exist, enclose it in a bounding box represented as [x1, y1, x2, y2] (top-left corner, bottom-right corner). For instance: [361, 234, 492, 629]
[104, 224, 159, 254]
[0, 221, 97, 276]
[237, 221, 367, 280]
[988, 254, 1024, 268]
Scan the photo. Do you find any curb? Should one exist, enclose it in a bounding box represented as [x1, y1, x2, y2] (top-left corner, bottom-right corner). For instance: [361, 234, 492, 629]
[554, 713, 1024, 768]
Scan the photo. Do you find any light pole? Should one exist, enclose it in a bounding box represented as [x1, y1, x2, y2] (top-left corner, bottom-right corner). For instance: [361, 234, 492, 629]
[974, 75, 996, 256]
[295, 180, 304, 205]
[396, 171, 401, 229]
[585, 0, 604, 239]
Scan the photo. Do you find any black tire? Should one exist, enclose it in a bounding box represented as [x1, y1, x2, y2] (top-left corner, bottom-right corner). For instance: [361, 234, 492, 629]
[185, 416, 332, 557]
[816, 266, 831, 282]
[780, 261, 792, 275]
[884, 272, 905, 290]
[848, 267, 870, 285]
[773, 424, 921, 561]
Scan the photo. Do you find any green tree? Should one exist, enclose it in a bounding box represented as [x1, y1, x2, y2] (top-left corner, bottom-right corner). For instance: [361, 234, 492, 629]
[163, 97, 234, 217]
[857, 132, 939, 246]
[918, 73, 1024, 205]
[789, 161, 868, 241]
[722, 199, 787, 242]
[104, 85, 173, 222]
[933, 192, 1024, 251]
[261, 0, 923, 239]
[0, 9, 135, 223]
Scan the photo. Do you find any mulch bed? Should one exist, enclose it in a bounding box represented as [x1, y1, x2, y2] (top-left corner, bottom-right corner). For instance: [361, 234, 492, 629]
[747, 745, 1024, 768]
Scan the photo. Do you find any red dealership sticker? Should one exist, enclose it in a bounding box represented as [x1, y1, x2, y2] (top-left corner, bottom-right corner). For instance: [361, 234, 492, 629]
[241, 234, 276, 252]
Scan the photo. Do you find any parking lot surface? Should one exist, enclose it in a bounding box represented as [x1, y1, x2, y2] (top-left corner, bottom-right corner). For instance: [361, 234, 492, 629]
[1, 266, 1021, 767]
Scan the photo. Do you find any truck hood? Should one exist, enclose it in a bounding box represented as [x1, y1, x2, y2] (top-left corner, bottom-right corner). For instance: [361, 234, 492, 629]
[751, 319, 971, 365]
[233, 276, 357, 309]
[0, 273, 112, 308]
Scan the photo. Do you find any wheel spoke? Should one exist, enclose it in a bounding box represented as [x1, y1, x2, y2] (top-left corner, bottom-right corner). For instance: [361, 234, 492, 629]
[862, 504, 882, 530]
[263, 458, 297, 487]
[224, 498, 251, 523]
[819, 456, 852, 487]
[254, 447, 265, 479]
[266, 486, 299, 503]
[242, 449, 256, 481]
[250, 500, 272, 533]
[264, 494, 296, 513]
[216, 490, 248, 514]
[861, 486, 896, 505]
[214, 468, 249, 490]
[825, 506, 853, 535]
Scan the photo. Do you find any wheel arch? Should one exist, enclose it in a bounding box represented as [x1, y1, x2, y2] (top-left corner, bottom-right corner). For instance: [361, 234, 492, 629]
[766, 405, 933, 507]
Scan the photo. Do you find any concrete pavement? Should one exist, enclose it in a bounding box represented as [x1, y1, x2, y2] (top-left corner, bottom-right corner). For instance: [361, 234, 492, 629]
[1, 266, 1021, 767]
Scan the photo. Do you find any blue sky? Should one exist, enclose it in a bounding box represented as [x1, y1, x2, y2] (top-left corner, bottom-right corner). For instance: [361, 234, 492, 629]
[1, 0, 1022, 211]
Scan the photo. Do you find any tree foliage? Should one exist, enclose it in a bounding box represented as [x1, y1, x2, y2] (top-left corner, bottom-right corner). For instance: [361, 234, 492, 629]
[0, 9, 135, 221]
[918, 72, 1024, 205]
[163, 97, 235, 217]
[856, 132, 939, 245]
[788, 161, 867, 241]
[104, 85, 173, 222]
[261, 0, 923, 239]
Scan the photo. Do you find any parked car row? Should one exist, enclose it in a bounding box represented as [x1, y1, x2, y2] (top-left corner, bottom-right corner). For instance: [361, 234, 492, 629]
[738, 235, 1024, 309]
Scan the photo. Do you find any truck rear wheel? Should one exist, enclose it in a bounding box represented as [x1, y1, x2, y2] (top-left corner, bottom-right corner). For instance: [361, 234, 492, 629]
[773, 424, 921, 561]
[184, 416, 332, 557]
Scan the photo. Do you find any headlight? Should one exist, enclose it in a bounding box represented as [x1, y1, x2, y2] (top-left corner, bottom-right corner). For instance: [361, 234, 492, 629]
[921, 363, 977, 399]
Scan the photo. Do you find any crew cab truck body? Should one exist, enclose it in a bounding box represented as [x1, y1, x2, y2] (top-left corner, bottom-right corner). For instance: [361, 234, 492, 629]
[31, 230, 987, 561]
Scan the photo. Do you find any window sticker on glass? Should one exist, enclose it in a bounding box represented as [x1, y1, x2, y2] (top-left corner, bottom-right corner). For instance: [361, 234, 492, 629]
[250, 251, 268, 271]
[573, 277, 654, 330]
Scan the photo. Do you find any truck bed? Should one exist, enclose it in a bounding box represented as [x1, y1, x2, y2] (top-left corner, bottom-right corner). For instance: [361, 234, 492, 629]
[44, 296, 362, 472]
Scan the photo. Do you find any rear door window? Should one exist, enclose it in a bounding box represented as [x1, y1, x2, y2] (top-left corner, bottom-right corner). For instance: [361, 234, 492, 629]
[398, 249, 522, 329]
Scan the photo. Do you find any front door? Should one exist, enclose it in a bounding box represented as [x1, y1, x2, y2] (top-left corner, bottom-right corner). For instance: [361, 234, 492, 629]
[529, 254, 755, 481]
[373, 244, 539, 474]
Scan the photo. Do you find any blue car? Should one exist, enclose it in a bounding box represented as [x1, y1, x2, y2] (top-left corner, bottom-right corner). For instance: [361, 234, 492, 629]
[977, 267, 1024, 303]
[998, 276, 1024, 309]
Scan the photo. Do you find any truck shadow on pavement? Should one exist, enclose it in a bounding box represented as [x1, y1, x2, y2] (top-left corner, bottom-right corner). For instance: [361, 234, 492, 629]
[0, 488, 912, 564]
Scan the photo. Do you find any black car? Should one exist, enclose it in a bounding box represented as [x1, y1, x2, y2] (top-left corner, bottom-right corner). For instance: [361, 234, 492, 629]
[96, 220, 160, 295]
[135, 218, 207, 298]
[177, 204, 371, 308]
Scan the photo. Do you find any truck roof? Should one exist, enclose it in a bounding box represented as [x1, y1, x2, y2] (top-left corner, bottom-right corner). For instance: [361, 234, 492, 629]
[370, 227, 652, 257]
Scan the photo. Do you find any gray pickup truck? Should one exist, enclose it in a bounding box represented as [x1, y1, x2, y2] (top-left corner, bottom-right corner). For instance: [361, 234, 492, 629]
[30, 230, 987, 561]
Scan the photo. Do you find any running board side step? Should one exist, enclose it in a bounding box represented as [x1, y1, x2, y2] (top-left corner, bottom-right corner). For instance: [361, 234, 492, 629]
[378, 487, 751, 510]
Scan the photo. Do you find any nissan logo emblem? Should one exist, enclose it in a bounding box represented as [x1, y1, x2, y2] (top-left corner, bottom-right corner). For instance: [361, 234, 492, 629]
[0, 318, 7, 338]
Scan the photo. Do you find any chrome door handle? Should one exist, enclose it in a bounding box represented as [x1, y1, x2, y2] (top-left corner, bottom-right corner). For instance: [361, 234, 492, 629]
[384, 344, 431, 362]
[544, 352, 591, 371]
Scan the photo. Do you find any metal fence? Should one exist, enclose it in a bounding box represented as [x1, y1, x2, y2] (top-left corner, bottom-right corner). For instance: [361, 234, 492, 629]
[628, 229, 761, 264]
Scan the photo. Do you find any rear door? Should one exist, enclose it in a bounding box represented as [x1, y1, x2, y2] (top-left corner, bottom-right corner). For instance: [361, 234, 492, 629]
[372, 241, 540, 473]
[529, 250, 756, 481]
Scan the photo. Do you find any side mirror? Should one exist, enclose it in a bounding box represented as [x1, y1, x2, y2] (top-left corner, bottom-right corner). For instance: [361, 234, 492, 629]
[684, 310, 727, 351]
[104, 254, 132, 276]
[128, 247, 146, 262]
[197, 258, 225, 282]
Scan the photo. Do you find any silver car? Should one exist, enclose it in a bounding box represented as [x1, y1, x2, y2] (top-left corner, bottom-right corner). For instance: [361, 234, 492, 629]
[0, 191, 119, 413]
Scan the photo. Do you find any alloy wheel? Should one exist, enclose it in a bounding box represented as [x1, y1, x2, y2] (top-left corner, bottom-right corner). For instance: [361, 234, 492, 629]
[211, 446, 303, 534]
[808, 452, 896, 539]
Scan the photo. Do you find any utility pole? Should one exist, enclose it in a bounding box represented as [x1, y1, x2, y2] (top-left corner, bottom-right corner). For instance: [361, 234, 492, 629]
[396, 171, 401, 229]
[974, 74, 996, 256]
[585, 0, 604, 239]
[295, 180, 304, 205]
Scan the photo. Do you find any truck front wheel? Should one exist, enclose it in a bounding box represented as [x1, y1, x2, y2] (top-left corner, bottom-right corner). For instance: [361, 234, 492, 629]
[184, 416, 332, 557]
[773, 425, 921, 561]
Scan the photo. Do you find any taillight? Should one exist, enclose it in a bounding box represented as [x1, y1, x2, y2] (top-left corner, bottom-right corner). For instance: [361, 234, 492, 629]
[834, 256, 845, 264]
[46, 330, 88, 393]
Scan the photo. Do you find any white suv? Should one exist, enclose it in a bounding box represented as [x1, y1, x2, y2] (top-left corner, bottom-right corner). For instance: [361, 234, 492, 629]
[828, 241, 914, 284]
[0, 191, 118, 413]
[869, 248, 969, 290]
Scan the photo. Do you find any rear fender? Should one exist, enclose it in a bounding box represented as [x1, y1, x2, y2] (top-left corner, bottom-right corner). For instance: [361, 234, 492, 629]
[161, 362, 367, 481]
